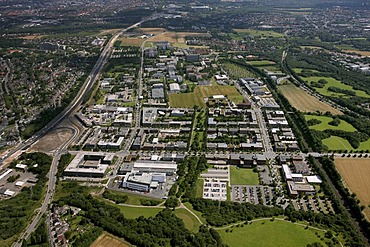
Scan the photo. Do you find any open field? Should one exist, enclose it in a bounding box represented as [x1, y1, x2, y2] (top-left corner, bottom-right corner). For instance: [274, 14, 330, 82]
[233, 29, 284, 38]
[305, 115, 356, 132]
[196, 178, 204, 198]
[118, 37, 144, 47]
[335, 158, 370, 219]
[301, 76, 370, 98]
[322, 136, 370, 151]
[98, 29, 122, 36]
[116, 204, 162, 219]
[169, 84, 244, 108]
[230, 166, 259, 185]
[175, 208, 201, 232]
[217, 219, 326, 247]
[322, 136, 353, 150]
[278, 83, 342, 115]
[91, 232, 131, 247]
[247, 60, 276, 66]
[183, 202, 207, 224]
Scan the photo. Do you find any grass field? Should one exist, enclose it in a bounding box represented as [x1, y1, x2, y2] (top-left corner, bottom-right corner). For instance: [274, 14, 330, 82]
[183, 202, 207, 224]
[91, 232, 131, 247]
[230, 166, 259, 185]
[175, 208, 202, 232]
[169, 84, 244, 108]
[221, 62, 256, 79]
[233, 29, 284, 38]
[305, 115, 356, 132]
[322, 136, 370, 151]
[117, 205, 163, 219]
[247, 60, 276, 66]
[322, 136, 353, 150]
[302, 76, 370, 98]
[217, 219, 326, 247]
[335, 158, 370, 219]
[196, 179, 204, 198]
[279, 83, 342, 115]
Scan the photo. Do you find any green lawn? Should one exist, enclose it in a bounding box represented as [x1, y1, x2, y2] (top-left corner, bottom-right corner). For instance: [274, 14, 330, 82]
[196, 179, 204, 198]
[322, 136, 353, 150]
[247, 60, 275, 66]
[230, 166, 259, 185]
[302, 76, 370, 98]
[323, 136, 370, 151]
[217, 220, 327, 247]
[169, 84, 244, 108]
[233, 29, 284, 38]
[175, 208, 202, 232]
[305, 115, 356, 132]
[183, 202, 207, 224]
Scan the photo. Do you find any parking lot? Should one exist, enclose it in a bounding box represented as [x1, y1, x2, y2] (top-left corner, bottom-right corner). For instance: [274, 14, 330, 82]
[292, 197, 335, 214]
[231, 185, 274, 206]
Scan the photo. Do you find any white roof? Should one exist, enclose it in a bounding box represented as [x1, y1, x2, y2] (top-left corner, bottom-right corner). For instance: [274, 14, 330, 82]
[4, 189, 15, 196]
[213, 95, 225, 99]
[15, 181, 25, 187]
[305, 175, 322, 184]
[291, 173, 303, 178]
[282, 164, 292, 180]
[16, 164, 27, 169]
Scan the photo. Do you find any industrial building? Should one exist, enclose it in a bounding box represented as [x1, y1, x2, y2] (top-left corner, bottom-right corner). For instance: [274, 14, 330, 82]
[63, 152, 114, 178]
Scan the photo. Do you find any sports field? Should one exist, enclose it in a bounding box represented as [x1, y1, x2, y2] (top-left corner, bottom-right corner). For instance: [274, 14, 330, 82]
[91, 232, 131, 247]
[302, 76, 370, 98]
[175, 208, 202, 232]
[279, 83, 342, 115]
[335, 158, 370, 219]
[230, 166, 259, 185]
[305, 115, 356, 132]
[217, 219, 326, 247]
[169, 84, 244, 108]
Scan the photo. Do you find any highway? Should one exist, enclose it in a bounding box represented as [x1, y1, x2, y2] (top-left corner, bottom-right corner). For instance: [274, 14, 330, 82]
[11, 16, 157, 245]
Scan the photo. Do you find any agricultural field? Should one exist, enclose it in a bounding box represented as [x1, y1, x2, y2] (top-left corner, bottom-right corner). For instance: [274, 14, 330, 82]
[221, 61, 256, 79]
[230, 166, 259, 185]
[262, 66, 283, 73]
[247, 60, 276, 66]
[217, 219, 328, 247]
[91, 232, 131, 247]
[233, 29, 285, 38]
[278, 83, 342, 115]
[174, 208, 202, 232]
[300, 76, 370, 98]
[169, 84, 244, 108]
[304, 115, 356, 132]
[335, 158, 370, 219]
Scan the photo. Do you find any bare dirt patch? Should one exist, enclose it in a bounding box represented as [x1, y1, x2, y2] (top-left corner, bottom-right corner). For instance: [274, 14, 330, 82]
[91, 232, 131, 247]
[335, 158, 370, 220]
[30, 128, 73, 153]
